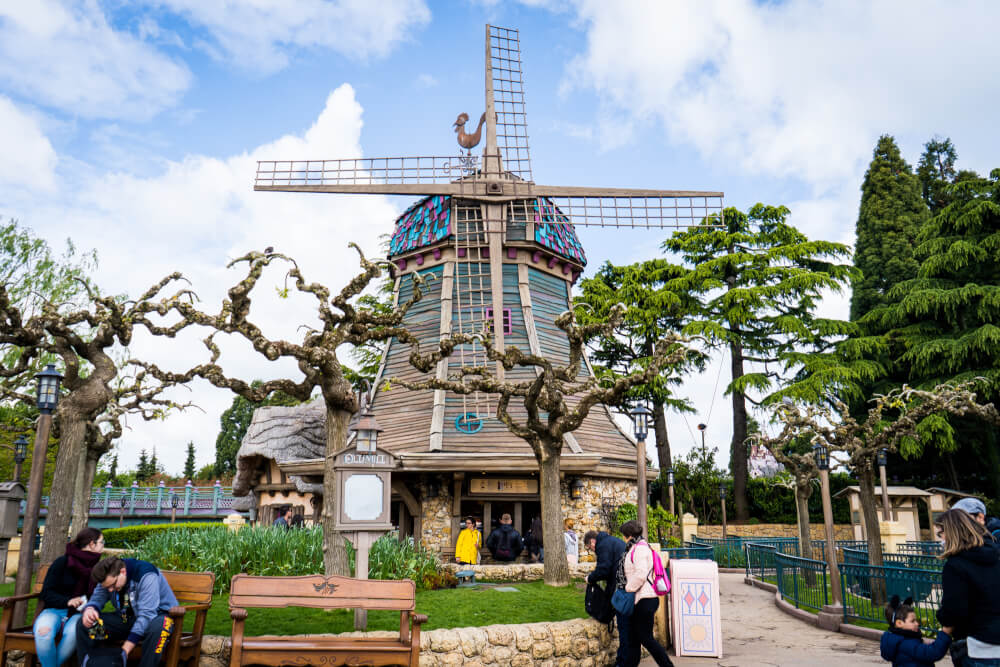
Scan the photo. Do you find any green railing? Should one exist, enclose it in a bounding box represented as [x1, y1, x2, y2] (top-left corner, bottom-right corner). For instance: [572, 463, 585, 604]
[840, 563, 942, 632]
[774, 552, 829, 613]
[691, 536, 799, 568]
[745, 543, 778, 579]
[899, 541, 943, 556]
[883, 553, 944, 571]
[664, 544, 713, 560]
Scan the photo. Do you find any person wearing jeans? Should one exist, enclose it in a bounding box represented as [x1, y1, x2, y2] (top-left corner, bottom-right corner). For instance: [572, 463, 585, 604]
[34, 528, 104, 667]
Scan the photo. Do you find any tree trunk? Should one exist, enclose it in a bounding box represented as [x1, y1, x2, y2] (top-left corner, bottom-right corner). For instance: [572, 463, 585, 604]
[857, 461, 886, 604]
[40, 413, 86, 564]
[729, 339, 750, 521]
[323, 407, 351, 576]
[538, 448, 569, 586]
[71, 451, 100, 536]
[652, 401, 671, 508]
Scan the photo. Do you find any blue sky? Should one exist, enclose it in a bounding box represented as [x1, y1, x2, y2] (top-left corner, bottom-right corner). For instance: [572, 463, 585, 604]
[1, 1, 998, 475]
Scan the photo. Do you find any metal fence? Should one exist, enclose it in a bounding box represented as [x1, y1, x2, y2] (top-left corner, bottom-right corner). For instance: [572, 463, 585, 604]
[663, 544, 714, 560]
[745, 543, 778, 580]
[690, 536, 800, 569]
[774, 552, 829, 613]
[899, 541, 943, 555]
[840, 562, 942, 632]
[25, 485, 244, 518]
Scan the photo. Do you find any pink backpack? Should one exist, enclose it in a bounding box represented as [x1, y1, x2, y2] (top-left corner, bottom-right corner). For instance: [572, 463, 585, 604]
[631, 542, 671, 595]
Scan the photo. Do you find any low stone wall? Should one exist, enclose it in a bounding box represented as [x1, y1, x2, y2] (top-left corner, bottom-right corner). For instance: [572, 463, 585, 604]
[696, 523, 854, 541]
[195, 617, 618, 667]
[441, 562, 595, 581]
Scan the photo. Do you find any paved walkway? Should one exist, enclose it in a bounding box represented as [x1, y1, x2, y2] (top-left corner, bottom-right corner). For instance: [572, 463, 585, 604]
[641, 573, 883, 667]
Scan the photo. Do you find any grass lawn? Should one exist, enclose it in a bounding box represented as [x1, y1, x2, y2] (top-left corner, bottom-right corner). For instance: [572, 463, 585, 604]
[1, 579, 588, 637]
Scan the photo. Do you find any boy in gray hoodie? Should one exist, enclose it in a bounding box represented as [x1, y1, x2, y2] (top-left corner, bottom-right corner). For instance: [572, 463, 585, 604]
[77, 557, 179, 667]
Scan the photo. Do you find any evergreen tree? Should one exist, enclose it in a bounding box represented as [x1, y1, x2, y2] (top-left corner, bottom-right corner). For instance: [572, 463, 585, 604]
[108, 454, 118, 486]
[136, 449, 150, 483]
[183, 442, 196, 480]
[664, 204, 858, 521]
[149, 448, 160, 476]
[850, 135, 928, 322]
[214, 380, 299, 477]
[917, 137, 958, 214]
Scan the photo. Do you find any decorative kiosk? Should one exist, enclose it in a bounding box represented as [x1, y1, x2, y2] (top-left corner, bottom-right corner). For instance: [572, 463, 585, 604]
[336, 403, 397, 630]
[669, 558, 723, 658]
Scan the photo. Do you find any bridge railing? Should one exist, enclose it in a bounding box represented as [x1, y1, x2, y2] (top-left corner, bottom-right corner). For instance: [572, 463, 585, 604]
[22, 485, 245, 517]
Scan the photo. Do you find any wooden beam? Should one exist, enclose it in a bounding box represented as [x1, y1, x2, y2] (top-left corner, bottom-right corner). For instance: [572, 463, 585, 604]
[429, 263, 455, 451]
[391, 480, 420, 516]
[486, 203, 505, 381]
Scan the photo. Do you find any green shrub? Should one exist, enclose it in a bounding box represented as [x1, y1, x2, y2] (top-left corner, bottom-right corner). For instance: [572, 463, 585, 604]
[367, 533, 444, 589]
[102, 522, 220, 548]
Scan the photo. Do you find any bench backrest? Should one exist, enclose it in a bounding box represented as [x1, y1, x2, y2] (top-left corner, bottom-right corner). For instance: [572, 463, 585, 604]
[230, 574, 415, 611]
[32, 564, 50, 594]
[162, 571, 215, 604]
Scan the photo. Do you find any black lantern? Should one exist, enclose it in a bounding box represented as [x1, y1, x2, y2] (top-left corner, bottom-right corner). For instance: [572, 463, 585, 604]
[813, 442, 829, 471]
[35, 364, 63, 414]
[630, 404, 652, 441]
[13, 436, 27, 465]
[570, 477, 585, 500]
[877, 447, 888, 468]
[349, 405, 383, 453]
[170, 492, 179, 509]
[719, 481, 726, 499]
[666, 467, 675, 487]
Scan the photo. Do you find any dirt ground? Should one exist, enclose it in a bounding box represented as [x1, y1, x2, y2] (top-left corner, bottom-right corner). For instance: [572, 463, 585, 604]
[641, 572, 885, 667]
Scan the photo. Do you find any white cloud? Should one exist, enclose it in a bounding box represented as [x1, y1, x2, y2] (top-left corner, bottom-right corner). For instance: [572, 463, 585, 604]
[0, 96, 58, 192]
[19, 84, 401, 473]
[154, 0, 431, 73]
[0, 0, 191, 120]
[564, 0, 1000, 192]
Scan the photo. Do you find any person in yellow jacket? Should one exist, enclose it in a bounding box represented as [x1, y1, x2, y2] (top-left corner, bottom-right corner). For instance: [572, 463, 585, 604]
[455, 516, 482, 565]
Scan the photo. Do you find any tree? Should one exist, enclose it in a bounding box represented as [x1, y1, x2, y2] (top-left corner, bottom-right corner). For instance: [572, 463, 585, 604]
[184, 442, 196, 480]
[851, 135, 928, 322]
[576, 259, 705, 506]
[136, 449, 151, 482]
[214, 381, 299, 477]
[149, 448, 160, 477]
[108, 454, 118, 486]
[916, 137, 959, 214]
[405, 305, 691, 585]
[663, 204, 857, 521]
[133, 246, 425, 576]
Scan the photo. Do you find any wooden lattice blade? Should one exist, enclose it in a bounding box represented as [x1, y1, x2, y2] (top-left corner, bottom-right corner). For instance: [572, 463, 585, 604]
[527, 184, 723, 227]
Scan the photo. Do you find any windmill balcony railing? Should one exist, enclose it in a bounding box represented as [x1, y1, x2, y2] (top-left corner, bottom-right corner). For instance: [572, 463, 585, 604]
[22, 485, 246, 518]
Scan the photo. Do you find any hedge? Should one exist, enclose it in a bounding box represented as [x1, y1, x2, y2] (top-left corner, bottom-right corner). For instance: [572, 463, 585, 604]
[101, 522, 221, 548]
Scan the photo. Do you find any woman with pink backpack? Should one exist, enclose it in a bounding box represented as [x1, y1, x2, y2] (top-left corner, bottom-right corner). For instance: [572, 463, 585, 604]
[619, 520, 673, 667]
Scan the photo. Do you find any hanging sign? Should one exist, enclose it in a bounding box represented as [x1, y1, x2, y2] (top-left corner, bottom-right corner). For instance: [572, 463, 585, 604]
[469, 478, 538, 495]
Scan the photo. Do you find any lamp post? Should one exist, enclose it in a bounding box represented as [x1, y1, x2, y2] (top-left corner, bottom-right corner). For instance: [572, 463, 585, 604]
[630, 404, 651, 538]
[666, 467, 675, 517]
[719, 481, 728, 538]
[170, 492, 179, 524]
[14, 364, 62, 625]
[12, 435, 27, 483]
[697, 423, 707, 457]
[347, 396, 385, 631]
[813, 442, 843, 606]
[877, 447, 891, 522]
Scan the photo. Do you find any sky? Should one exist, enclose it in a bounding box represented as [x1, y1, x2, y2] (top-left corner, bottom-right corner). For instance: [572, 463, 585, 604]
[1, 0, 998, 477]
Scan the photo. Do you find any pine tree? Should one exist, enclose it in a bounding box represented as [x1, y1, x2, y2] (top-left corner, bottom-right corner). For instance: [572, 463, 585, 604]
[136, 449, 150, 483]
[149, 448, 159, 477]
[850, 135, 928, 322]
[184, 442, 196, 480]
[108, 454, 118, 486]
[917, 137, 958, 214]
[664, 204, 858, 521]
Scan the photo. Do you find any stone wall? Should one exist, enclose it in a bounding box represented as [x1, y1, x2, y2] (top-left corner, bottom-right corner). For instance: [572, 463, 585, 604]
[195, 618, 619, 667]
[420, 481, 455, 554]
[441, 562, 595, 582]
[696, 523, 855, 541]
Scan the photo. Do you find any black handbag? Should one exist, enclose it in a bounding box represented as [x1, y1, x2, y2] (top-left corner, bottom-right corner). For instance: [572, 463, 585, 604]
[585, 582, 615, 623]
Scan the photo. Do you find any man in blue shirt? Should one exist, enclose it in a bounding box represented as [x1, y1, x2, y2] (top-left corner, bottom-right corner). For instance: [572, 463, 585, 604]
[77, 557, 179, 667]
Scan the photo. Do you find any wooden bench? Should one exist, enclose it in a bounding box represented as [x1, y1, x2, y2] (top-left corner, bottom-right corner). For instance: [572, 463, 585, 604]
[229, 574, 427, 667]
[0, 566, 215, 667]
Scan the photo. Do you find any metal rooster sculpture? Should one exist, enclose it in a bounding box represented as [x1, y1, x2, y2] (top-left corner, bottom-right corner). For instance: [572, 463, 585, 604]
[453, 112, 486, 151]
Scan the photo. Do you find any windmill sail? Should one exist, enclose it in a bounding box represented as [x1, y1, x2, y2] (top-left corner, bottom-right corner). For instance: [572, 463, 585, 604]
[486, 24, 532, 183]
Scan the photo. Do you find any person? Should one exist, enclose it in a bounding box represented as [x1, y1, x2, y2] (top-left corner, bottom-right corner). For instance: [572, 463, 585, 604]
[585, 529, 629, 667]
[289, 513, 305, 529]
[526, 516, 544, 563]
[619, 520, 672, 667]
[564, 518, 579, 566]
[485, 513, 523, 562]
[34, 528, 105, 667]
[935, 509, 1000, 666]
[77, 557, 180, 667]
[272, 505, 291, 528]
[455, 516, 482, 565]
[880, 595, 952, 666]
[953, 498, 1000, 543]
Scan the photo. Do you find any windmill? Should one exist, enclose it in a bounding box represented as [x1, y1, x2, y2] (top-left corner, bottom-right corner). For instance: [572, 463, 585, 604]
[253, 25, 723, 545]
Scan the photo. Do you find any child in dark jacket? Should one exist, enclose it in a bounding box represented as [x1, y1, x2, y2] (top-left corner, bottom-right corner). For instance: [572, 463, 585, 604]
[880, 596, 952, 667]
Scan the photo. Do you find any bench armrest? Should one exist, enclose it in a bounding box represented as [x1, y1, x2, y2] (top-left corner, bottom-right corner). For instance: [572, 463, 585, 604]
[230, 608, 248, 621]
[413, 614, 428, 626]
[182, 603, 212, 613]
[167, 606, 187, 619]
[0, 592, 41, 608]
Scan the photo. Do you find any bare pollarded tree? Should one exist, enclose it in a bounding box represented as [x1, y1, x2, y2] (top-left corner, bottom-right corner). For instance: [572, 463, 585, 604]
[0, 273, 200, 564]
[132, 247, 426, 575]
[403, 305, 692, 586]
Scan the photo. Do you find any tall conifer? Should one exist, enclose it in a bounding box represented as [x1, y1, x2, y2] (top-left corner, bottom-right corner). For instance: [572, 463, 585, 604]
[850, 135, 927, 322]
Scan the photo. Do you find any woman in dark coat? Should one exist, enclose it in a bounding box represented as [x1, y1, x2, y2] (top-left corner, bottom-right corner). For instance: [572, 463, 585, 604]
[936, 509, 1000, 666]
[33, 527, 104, 667]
